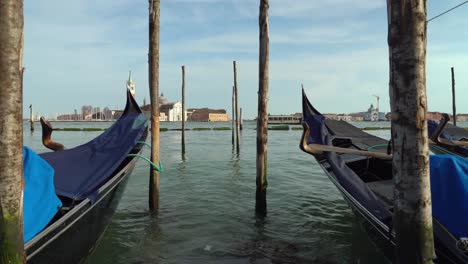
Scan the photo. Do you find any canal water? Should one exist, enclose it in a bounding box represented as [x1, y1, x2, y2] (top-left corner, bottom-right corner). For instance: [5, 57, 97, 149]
[23, 121, 467, 264]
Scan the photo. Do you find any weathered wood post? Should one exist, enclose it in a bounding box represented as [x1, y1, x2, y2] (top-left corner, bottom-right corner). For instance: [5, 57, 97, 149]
[0, 0, 25, 262]
[240, 107, 243, 130]
[181, 65, 186, 155]
[233, 61, 240, 153]
[387, 0, 435, 263]
[232, 85, 235, 146]
[256, 0, 269, 214]
[29, 104, 34, 132]
[451, 67, 456, 126]
[148, 0, 161, 211]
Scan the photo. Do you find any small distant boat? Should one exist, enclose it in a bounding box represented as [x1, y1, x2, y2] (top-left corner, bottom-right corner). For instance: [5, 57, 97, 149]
[25, 89, 148, 263]
[299, 89, 468, 263]
[428, 114, 468, 157]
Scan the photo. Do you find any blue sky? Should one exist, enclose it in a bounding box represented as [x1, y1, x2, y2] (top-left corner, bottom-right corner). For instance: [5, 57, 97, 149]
[23, 0, 468, 119]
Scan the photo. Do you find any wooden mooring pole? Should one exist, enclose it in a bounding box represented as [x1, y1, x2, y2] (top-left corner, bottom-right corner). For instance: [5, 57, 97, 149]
[29, 104, 34, 132]
[232, 86, 235, 146]
[181, 65, 186, 155]
[0, 0, 26, 262]
[149, 0, 161, 211]
[233, 61, 240, 153]
[240, 108, 243, 130]
[256, 0, 269, 215]
[451, 67, 456, 126]
[387, 0, 435, 263]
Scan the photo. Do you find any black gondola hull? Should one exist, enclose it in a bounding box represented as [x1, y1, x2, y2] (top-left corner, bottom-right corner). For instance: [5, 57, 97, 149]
[25, 156, 138, 263]
[300, 89, 468, 263]
[24, 89, 148, 263]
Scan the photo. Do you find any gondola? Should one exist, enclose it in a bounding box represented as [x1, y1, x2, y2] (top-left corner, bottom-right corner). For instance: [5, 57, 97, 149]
[428, 114, 468, 157]
[299, 89, 468, 263]
[24, 89, 149, 263]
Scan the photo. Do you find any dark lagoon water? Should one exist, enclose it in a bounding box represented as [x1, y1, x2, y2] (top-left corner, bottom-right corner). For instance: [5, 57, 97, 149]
[23, 120, 468, 264]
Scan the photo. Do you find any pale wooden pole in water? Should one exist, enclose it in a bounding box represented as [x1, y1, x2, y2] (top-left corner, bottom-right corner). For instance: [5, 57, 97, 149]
[181, 65, 186, 155]
[0, 0, 25, 262]
[387, 0, 435, 263]
[231, 85, 235, 145]
[233, 61, 240, 153]
[451, 67, 456, 126]
[148, 0, 161, 211]
[256, 0, 269, 214]
[29, 104, 34, 131]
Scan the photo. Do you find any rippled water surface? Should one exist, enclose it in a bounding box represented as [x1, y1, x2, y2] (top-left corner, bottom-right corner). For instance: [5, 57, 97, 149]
[24, 120, 467, 263]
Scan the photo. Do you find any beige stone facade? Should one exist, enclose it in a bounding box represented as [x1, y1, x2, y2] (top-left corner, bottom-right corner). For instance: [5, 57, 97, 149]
[208, 113, 229, 122]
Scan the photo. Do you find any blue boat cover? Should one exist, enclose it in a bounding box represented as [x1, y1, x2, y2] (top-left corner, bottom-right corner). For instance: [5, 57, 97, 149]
[431, 155, 468, 239]
[40, 112, 147, 200]
[23, 146, 62, 242]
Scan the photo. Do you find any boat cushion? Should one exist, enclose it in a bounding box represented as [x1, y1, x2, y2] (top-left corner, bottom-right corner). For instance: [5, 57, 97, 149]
[431, 155, 468, 238]
[23, 146, 62, 242]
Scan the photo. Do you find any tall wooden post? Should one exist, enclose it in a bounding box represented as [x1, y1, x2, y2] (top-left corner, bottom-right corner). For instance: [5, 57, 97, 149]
[233, 61, 240, 153]
[0, 0, 25, 262]
[29, 104, 34, 132]
[181, 65, 186, 155]
[231, 85, 235, 145]
[451, 67, 456, 126]
[387, 0, 435, 263]
[148, 0, 160, 211]
[256, 0, 269, 215]
[240, 107, 243, 130]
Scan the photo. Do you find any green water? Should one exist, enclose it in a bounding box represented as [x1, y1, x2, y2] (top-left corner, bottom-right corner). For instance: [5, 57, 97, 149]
[25, 121, 466, 263]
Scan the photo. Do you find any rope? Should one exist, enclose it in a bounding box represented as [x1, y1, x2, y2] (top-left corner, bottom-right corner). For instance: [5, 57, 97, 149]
[127, 154, 163, 172]
[427, 1, 468, 23]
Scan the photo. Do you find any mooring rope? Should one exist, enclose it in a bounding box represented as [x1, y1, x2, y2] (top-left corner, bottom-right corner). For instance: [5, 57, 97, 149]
[127, 154, 163, 172]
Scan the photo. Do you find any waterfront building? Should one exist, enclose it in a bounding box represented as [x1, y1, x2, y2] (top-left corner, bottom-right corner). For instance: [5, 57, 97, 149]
[141, 93, 187, 122]
[160, 102, 186, 121]
[457, 114, 468, 122]
[336, 114, 352, 122]
[351, 116, 364, 122]
[268, 113, 302, 124]
[324, 114, 351, 121]
[364, 104, 379, 121]
[159, 112, 168, 122]
[188, 108, 229, 122]
[324, 114, 337, 120]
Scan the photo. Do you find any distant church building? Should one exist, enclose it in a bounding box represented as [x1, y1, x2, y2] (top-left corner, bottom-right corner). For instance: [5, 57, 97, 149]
[364, 104, 386, 121]
[141, 93, 186, 122]
[364, 104, 379, 121]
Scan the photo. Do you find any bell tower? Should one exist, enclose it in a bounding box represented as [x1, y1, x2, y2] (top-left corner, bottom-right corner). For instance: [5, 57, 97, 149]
[126, 70, 136, 97]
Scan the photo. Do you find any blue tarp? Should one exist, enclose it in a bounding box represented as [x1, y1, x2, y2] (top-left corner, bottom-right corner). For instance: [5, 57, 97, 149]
[431, 155, 468, 238]
[39, 112, 147, 200]
[23, 146, 62, 242]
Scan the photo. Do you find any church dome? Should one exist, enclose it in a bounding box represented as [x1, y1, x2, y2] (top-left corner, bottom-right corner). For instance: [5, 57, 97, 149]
[159, 93, 168, 105]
